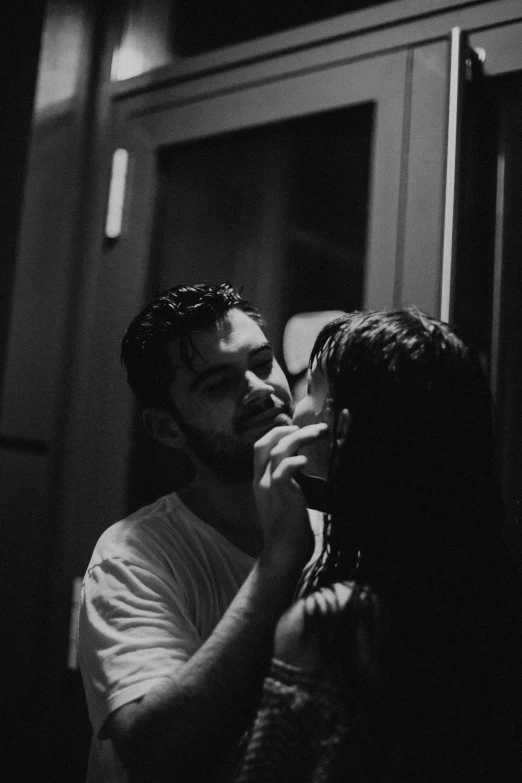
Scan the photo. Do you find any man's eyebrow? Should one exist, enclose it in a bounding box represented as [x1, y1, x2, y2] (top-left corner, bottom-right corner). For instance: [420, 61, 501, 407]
[189, 343, 274, 391]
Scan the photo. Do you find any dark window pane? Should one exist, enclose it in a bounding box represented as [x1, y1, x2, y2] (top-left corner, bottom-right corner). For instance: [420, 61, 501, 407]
[456, 72, 522, 555]
[129, 104, 373, 503]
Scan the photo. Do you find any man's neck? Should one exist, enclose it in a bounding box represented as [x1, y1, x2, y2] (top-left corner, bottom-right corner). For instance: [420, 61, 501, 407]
[177, 467, 262, 558]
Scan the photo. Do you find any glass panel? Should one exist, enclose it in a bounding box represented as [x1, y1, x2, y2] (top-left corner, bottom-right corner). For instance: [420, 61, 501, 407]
[129, 103, 373, 503]
[151, 103, 372, 375]
[456, 71, 522, 558]
[453, 68, 497, 373]
[494, 76, 522, 537]
[112, 0, 174, 81]
[35, 2, 87, 110]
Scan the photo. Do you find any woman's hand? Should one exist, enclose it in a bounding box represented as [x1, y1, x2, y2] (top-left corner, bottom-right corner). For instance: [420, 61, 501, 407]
[253, 423, 328, 570]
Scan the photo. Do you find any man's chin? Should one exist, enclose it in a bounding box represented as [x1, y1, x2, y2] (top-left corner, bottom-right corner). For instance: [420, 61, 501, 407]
[195, 441, 256, 482]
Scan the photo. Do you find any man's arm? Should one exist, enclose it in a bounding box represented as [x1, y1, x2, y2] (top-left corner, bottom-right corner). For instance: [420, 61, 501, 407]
[107, 423, 327, 782]
[108, 555, 305, 781]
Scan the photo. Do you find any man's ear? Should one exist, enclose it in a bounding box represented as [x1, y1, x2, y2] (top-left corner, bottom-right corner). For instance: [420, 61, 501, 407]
[142, 407, 182, 448]
[336, 408, 351, 448]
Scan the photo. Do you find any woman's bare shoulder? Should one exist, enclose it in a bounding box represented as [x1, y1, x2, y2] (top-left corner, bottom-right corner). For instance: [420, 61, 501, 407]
[274, 581, 381, 679]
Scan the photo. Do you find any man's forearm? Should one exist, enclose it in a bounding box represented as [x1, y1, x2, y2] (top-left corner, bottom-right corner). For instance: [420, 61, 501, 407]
[111, 555, 304, 781]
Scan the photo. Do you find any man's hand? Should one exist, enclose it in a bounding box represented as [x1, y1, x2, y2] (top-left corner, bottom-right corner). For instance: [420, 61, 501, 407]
[253, 423, 329, 569]
[105, 423, 330, 783]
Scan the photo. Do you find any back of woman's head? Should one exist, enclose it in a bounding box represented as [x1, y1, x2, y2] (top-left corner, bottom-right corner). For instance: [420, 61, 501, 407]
[309, 308, 504, 597]
[305, 309, 520, 780]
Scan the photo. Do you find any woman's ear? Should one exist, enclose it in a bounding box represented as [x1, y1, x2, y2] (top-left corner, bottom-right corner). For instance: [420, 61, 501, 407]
[337, 408, 351, 448]
[142, 407, 182, 448]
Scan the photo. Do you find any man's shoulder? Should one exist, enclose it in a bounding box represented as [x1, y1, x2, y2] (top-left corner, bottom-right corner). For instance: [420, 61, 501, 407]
[88, 492, 196, 569]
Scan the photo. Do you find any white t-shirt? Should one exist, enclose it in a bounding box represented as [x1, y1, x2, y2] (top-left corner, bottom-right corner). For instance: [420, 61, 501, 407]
[79, 491, 323, 782]
[79, 492, 254, 782]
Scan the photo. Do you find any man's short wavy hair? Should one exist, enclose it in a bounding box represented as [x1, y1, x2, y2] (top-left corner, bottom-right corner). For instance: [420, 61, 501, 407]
[121, 283, 264, 410]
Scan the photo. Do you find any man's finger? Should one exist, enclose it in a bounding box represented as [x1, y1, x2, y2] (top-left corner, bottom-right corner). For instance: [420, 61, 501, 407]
[253, 425, 298, 480]
[271, 454, 308, 484]
[268, 423, 329, 470]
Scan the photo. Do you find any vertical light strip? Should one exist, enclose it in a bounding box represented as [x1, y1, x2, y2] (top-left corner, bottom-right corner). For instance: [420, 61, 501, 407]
[105, 149, 129, 240]
[441, 27, 464, 322]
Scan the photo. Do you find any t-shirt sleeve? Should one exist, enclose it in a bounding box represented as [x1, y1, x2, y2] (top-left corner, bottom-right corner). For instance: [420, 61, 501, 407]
[79, 556, 202, 736]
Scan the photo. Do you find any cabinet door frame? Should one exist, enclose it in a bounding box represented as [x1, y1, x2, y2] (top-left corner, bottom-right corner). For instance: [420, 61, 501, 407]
[112, 48, 410, 310]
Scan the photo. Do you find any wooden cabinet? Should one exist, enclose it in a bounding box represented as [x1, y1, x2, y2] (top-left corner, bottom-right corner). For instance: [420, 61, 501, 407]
[72, 22, 450, 526]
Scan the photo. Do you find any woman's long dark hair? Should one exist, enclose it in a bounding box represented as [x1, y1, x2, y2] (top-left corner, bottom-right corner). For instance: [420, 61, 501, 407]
[300, 309, 521, 779]
[303, 308, 507, 601]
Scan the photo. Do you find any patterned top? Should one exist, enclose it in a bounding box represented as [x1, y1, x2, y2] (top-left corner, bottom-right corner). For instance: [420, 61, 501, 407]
[235, 580, 521, 782]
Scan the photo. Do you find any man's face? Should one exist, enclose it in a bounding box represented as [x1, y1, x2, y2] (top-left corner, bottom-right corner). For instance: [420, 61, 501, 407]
[292, 360, 333, 479]
[166, 308, 293, 481]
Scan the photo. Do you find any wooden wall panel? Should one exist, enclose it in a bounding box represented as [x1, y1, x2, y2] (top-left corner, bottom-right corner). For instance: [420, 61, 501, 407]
[1, 113, 80, 443]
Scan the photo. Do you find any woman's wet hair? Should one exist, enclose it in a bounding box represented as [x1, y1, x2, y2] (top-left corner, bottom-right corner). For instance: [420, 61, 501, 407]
[304, 308, 504, 598]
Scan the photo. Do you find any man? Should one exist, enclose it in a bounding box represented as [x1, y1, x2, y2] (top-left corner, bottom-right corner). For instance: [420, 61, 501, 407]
[78, 283, 324, 783]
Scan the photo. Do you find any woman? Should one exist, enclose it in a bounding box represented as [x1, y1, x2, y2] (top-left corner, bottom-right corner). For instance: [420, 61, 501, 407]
[237, 309, 521, 782]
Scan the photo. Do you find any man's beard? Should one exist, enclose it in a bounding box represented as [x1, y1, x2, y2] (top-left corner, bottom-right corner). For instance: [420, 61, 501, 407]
[176, 399, 293, 482]
[180, 422, 256, 482]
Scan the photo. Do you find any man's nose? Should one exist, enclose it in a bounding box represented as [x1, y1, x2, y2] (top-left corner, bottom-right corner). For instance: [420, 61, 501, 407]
[242, 370, 275, 406]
